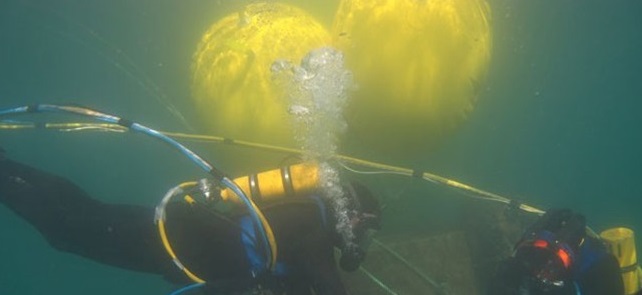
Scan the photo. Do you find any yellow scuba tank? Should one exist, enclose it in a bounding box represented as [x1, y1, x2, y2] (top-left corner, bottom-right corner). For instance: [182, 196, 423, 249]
[220, 162, 320, 204]
[600, 227, 642, 295]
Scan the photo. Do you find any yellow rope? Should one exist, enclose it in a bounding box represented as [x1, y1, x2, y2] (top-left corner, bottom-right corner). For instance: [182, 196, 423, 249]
[0, 122, 546, 215]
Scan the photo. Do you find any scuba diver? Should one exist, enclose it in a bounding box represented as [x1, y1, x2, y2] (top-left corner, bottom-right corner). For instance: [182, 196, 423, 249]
[489, 208, 626, 295]
[0, 146, 381, 295]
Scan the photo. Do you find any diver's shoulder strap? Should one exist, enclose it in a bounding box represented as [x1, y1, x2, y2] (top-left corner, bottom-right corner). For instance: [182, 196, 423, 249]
[239, 216, 288, 277]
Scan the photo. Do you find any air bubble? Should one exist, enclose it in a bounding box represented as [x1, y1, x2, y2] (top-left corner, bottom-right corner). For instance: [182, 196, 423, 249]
[271, 47, 356, 246]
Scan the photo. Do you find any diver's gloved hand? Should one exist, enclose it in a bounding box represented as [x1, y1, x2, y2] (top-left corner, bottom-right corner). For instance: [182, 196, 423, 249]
[339, 246, 365, 272]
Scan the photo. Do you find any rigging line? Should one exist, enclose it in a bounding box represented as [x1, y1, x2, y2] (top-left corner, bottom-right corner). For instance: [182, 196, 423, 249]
[358, 266, 400, 295]
[0, 121, 546, 215]
[372, 238, 446, 295]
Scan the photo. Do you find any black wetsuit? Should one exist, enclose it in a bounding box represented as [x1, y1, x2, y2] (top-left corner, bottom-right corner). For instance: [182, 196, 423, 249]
[0, 158, 347, 295]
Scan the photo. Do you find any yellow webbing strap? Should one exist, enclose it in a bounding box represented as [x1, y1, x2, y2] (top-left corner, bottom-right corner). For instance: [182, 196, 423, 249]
[158, 218, 206, 283]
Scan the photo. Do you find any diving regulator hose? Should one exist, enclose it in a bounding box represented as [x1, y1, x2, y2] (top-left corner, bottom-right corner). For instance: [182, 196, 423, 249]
[0, 104, 278, 286]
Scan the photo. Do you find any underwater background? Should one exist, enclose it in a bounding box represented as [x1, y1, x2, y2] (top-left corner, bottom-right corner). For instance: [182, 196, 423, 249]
[1, 0, 641, 294]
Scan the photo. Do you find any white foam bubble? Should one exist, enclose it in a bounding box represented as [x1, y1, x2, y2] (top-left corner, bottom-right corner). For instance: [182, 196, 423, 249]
[272, 47, 356, 246]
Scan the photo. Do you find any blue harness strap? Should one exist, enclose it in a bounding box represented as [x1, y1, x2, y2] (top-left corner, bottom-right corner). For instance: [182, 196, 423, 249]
[240, 216, 288, 277]
[239, 195, 328, 277]
[574, 238, 606, 278]
[573, 281, 582, 295]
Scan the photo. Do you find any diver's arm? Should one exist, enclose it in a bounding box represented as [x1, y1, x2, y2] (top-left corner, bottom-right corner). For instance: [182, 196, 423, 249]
[0, 158, 175, 275]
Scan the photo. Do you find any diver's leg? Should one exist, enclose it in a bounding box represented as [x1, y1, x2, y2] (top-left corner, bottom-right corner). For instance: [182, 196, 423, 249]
[0, 156, 173, 275]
